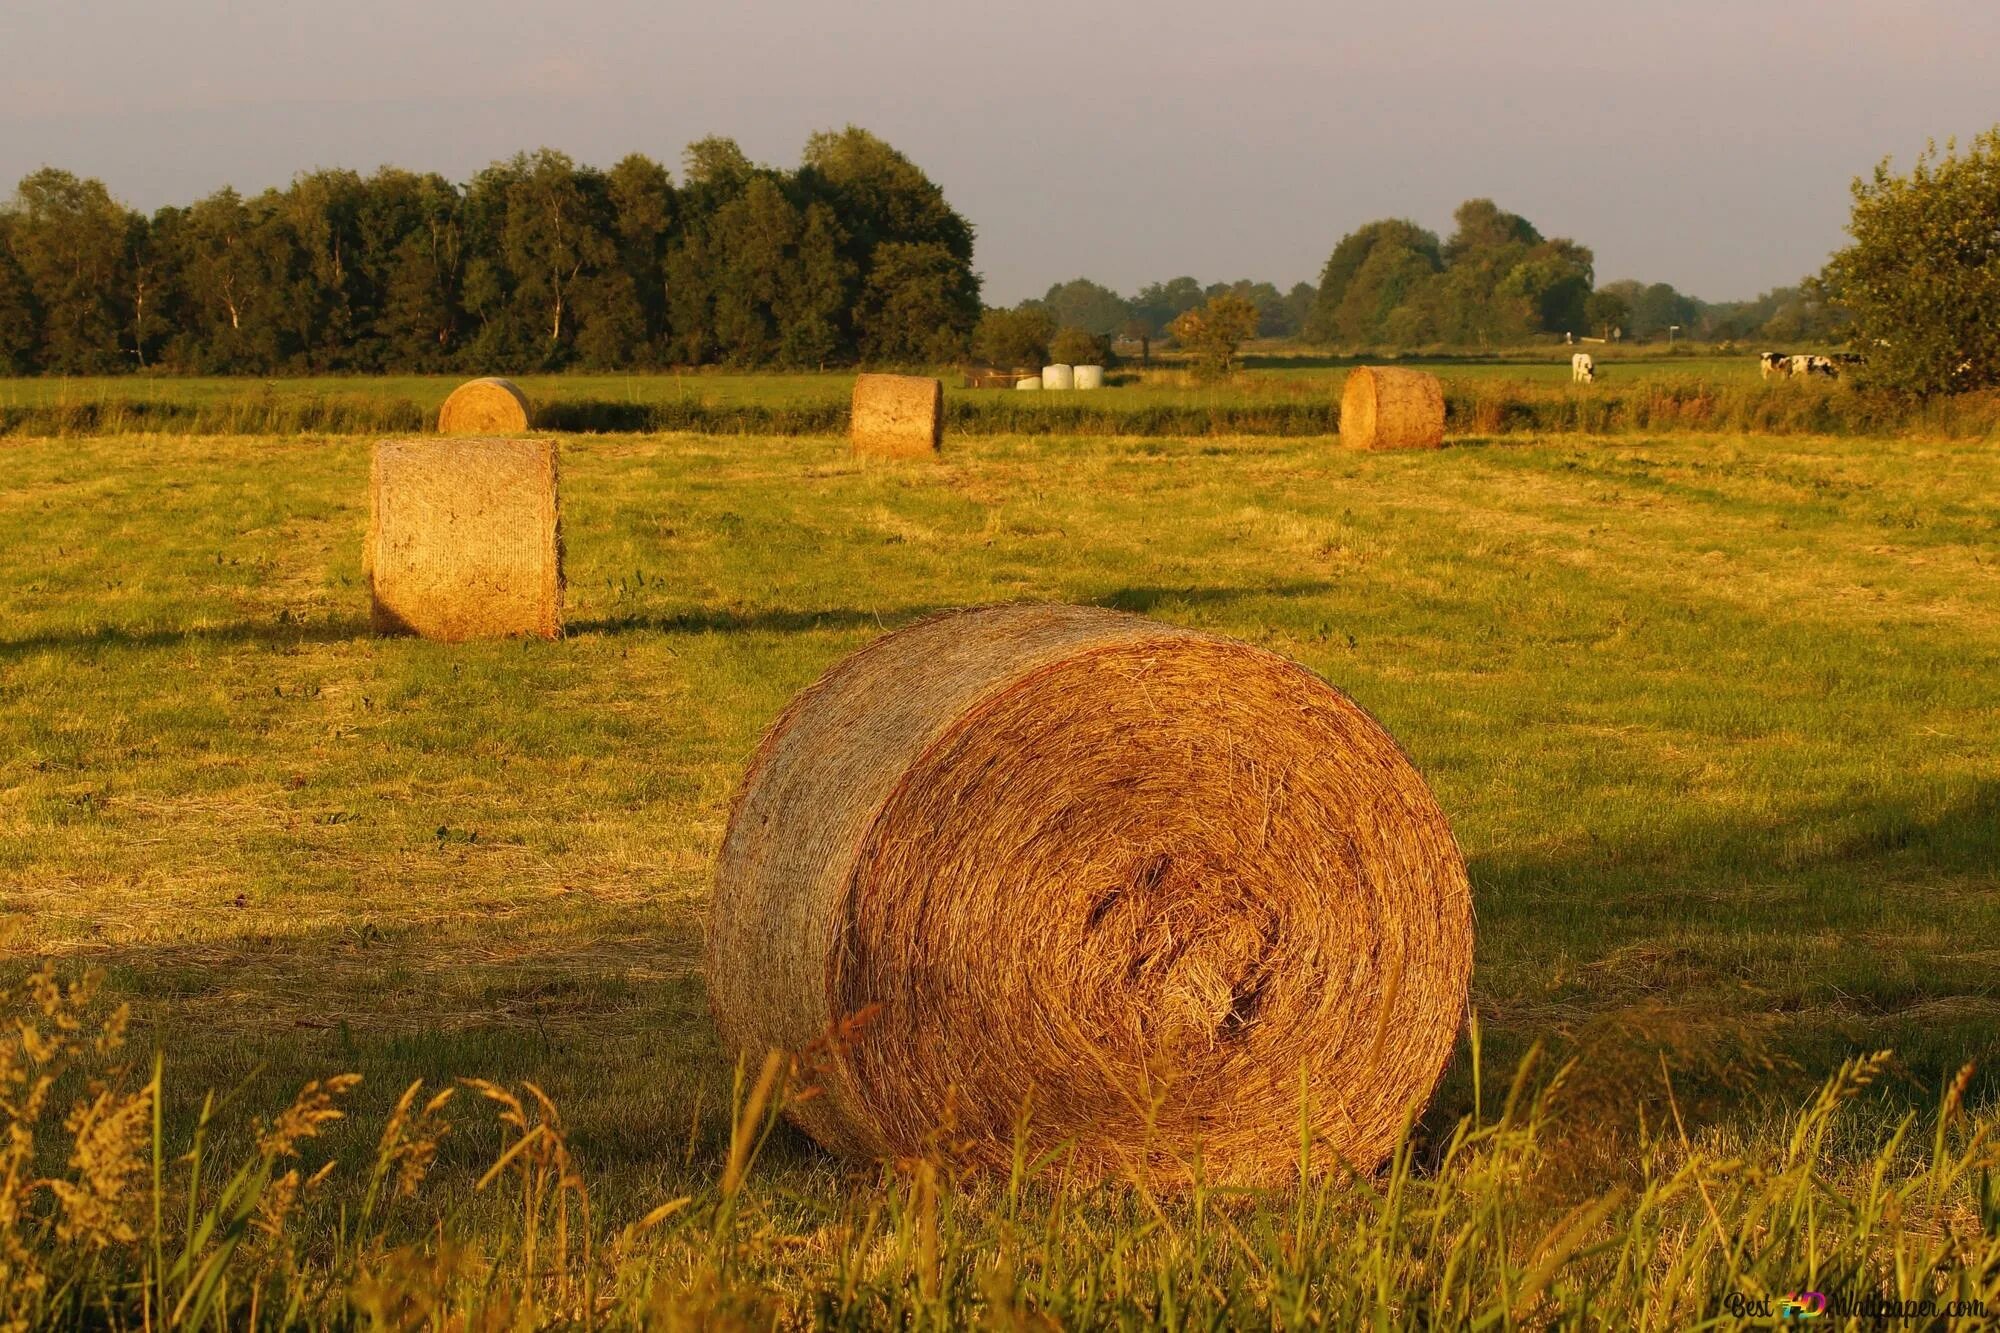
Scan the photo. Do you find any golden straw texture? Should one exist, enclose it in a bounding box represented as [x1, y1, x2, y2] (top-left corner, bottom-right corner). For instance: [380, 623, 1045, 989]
[1341, 367, 1446, 451]
[437, 377, 531, 434]
[850, 373, 943, 458]
[366, 437, 563, 641]
[709, 604, 1472, 1184]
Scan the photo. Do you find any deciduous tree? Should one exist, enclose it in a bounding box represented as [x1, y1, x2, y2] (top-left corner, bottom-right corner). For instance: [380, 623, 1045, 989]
[6, 169, 136, 372]
[972, 305, 1055, 369]
[1822, 128, 2000, 395]
[1168, 292, 1259, 378]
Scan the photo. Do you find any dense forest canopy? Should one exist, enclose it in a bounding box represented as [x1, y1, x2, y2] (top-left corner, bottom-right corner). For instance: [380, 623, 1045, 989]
[0, 142, 1846, 376]
[0, 129, 981, 375]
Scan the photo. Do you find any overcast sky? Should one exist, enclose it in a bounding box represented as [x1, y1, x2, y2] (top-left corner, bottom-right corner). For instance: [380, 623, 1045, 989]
[3, 1, 1995, 305]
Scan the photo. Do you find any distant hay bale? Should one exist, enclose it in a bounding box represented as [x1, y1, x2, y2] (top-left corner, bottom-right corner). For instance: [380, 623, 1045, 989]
[1341, 367, 1445, 450]
[1041, 363, 1075, 390]
[851, 374, 943, 458]
[1014, 375, 1043, 391]
[367, 437, 562, 641]
[708, 603, 1473, 1185]
[1073, 364, 1106, 390]
[437, 377, 531, 434]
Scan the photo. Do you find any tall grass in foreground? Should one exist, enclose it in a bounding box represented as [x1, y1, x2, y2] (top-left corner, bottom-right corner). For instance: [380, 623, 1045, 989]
[4, 378, 1999, 440]
[4, 967, 1995, 1329]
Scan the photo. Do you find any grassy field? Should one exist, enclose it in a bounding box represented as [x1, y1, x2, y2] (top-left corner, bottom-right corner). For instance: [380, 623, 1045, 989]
[9, 356, 1993, 446]
[0, 353, 1763, 411]
[2, 425, 1997, 1324]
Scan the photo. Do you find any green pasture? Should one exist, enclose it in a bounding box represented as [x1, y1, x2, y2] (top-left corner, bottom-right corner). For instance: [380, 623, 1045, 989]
[0, 352, 1761, 412]
[1, 425, 1995, 1322]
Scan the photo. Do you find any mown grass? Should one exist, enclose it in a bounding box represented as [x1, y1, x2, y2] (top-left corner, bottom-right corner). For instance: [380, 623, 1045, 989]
[1, 426, 1997, 1324]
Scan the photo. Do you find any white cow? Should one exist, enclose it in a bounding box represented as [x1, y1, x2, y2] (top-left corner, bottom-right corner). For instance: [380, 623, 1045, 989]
[1571, 352, 1595, 384]
[1788, 354, 1837, 379]
[1760, 351, 1788, 379]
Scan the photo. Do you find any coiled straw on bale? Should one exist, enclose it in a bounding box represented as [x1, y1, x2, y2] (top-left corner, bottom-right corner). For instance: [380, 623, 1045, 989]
[851, 373, 943, 458]
[437, 377, 531, 434]
[1341, 367, 1445, 450]
[708, 604, 1473, 1184]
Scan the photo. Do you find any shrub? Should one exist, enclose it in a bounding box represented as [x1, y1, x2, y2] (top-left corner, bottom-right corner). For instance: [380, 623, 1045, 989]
[1048, 326, 1112, 367]
[1823, 126, 2000, 397]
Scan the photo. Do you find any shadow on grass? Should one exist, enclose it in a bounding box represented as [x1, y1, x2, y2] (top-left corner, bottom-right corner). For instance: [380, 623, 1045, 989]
[1417, 781, 2000, 1168]
[569, 605, 949, 638]
[1094, 580, 1336, 613]
[1, 582, 1341, 656]
[15, 904, 759, 1183]
[0, 616, 372, 659]
[571, 581, 1341, 637]
[10, 672, 1990, 1186]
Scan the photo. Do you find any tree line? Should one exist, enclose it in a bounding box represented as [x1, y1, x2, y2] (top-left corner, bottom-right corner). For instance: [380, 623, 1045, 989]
[0, 128, 980, 375]
[0, 143, 1859, 378]
[977, 199, 1838, 368]
[1299, 198, 1839, 348]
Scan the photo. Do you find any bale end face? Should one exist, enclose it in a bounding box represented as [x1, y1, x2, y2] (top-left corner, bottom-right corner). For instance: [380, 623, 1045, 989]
[367, 437, 563, 641]
[438, 378, 531, 435]
[1341, 367, 1445, 450]
[851, 374, 943, 458]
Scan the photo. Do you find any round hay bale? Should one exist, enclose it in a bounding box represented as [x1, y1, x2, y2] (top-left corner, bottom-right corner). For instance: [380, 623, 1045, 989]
[437, 377, 531, 435]
[367, 437, 562, 641]
[1073, 364, 1106, 390]
[709, 604, 1473, 1184]
[1041, 363, 1075, 390]
[1340, 367, 1445, 450]
[1014, 375, 1043, 391]
[851, 373, 943, 458]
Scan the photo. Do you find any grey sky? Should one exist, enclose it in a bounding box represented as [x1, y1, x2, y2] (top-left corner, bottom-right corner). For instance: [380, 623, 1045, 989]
[4, 1, 1996, 305]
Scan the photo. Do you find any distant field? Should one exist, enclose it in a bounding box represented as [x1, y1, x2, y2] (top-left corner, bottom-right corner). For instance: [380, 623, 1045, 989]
[16, 353, 1973, 446]
[2, 426, 1995, 1321]
[0, 353, 1763, 412]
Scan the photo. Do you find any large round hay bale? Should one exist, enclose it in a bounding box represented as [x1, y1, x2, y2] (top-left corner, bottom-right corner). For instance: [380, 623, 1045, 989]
[437, 377, 531, 435]
[709, 604, 1472, 1184]
[1014, 375, 1043, 391]
[1340, 367, 1445, 450]
[1041, 363, 1075, 390]
[851, 373, 943, 458]
[1073, 364, 1106, 390]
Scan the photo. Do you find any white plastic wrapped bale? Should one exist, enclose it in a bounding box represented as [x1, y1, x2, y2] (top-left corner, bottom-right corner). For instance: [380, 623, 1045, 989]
[1041, 364, 1075, 391]
[1015, 376, 1043, 391]
[1073, 365, 1105, 390]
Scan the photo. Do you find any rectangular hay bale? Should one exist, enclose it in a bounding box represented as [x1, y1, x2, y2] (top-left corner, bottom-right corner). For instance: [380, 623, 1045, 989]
[851, 373, 943, 458]
[367, 437, 563, 641]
